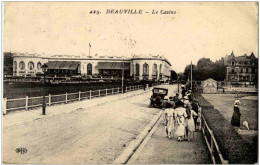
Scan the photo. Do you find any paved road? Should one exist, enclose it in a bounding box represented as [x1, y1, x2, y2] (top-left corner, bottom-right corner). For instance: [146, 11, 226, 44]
[3, 85, 178, 164]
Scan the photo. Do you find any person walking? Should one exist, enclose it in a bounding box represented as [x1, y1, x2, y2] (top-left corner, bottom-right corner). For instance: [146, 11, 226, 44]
[165, 107, 175, 139]
[175, 101, 187, 141]
[173, 93, 180, 103]
[181, 85, 186, 98]
[185, 107, 198, 141]
[184, 99, 192, 140]
[162, 96, 169, 136]
[231, 100, 241, 127]
[191, 99, 199, 130]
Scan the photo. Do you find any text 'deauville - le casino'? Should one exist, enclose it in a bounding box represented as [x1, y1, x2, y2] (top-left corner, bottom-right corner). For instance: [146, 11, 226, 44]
[89, 9, 176, 15]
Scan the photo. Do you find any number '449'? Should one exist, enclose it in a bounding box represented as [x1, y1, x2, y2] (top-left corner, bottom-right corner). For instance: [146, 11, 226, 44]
[89, 10, 100, 15]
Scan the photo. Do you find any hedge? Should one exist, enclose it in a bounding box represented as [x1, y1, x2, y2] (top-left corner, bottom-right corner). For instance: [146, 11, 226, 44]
[194, 91, 257, 164]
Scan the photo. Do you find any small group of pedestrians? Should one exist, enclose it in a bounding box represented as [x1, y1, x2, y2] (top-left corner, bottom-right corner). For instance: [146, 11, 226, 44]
[162, 89, 200, 142]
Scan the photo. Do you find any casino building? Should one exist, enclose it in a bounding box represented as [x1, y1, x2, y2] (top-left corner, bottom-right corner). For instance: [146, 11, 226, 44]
[12, 53, 172, 81]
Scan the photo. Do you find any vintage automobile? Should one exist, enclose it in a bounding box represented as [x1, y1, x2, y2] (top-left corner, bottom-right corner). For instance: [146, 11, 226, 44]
[150, 87, 168, 108]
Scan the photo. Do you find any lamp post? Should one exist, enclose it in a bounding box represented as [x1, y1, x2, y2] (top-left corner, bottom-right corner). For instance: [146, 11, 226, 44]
[42, 63, 48, 115]
[177, 75, 180, 94]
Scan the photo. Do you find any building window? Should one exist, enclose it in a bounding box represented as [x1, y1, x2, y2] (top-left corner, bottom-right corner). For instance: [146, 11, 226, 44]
[135, 63, 140, 76]
[246, 68, 248, 73]
[159, 64, 162, 74]
[153, 64, 158, 76]
[143, 63, 149, 76]
[231, 69, 235, 73]
[240, 68, 243, 73]
[37, 62, 42, 70]
[28, 62, 34, 71]
[87, 63, 92, 75]
[14, 61, 17, 72]
[231, 61, 235, 66]
[19, 61, 25, 70]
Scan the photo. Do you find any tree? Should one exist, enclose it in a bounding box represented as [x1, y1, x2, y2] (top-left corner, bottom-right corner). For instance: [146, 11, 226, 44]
[183, 57, 226, 81]
[171, 70, 177, 80]
[184, 64, 198, 80]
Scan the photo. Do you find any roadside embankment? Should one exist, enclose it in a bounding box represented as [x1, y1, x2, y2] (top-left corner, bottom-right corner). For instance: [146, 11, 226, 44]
[194, 91, 257, 164]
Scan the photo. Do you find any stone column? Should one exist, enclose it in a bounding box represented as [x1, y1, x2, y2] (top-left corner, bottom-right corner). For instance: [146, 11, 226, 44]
[132, 62, 135, 80]
[148, 62, 153, 80]
[139, 62, 143, 80]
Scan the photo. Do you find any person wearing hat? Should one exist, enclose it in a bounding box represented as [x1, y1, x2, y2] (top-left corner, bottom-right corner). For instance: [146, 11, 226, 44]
[175, 100, 187, 141]
[191, 99, 199, 130]
[165, 105, 175, 139]
[231, 100, 242, 127]
[162, 96, 169, 109]
[169, 96, 175, 109]
[181, 85, 186, 99]
[173, 93, 180, 102]
[185, 101, 198, 141]
[162, 96, 169, 135]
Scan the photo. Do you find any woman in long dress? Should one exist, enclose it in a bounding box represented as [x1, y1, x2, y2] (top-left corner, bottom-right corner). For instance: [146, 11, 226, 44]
[186, 108, 198, 141]
[175, 101, 187, 141]
[165, 107, 175, 139]
[231, 100, 241, 127]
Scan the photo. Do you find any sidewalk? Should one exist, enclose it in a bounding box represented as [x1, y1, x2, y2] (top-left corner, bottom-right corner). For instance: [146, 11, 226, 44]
[3, 88, 151, 129]
[128, 116, 211, 164]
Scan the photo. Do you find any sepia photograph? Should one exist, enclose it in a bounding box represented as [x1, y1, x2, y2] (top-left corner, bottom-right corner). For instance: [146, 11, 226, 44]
[2, 1, 258, 164]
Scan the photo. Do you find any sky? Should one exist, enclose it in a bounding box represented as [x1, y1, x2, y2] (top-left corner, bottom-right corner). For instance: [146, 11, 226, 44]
[4, 2, 259, 72]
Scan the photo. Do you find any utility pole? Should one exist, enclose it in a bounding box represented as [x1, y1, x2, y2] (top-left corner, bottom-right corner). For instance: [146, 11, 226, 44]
[89, 43, 91, 58]
[122, 60, 124, 93]
[178, 74, 180, 94]
[191, 61, 193, 90]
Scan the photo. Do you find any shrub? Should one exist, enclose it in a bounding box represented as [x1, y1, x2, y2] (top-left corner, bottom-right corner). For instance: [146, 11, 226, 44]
[194, 91, 257, 164]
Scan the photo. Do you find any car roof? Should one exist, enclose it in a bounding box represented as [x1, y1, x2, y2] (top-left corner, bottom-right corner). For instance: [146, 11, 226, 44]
[153, 87, 168, 90]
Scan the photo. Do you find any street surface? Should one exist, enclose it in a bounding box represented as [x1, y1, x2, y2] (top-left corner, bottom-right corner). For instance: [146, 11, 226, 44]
[3, 85, 178, 164]
[128, 117, 210, 164]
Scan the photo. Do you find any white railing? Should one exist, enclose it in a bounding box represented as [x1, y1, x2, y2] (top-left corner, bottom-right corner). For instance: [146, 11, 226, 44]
[3, 84, 149, 114]
[200, 111, 229, 164]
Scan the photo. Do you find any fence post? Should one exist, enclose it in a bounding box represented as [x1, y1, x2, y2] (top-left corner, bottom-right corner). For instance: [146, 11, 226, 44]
[79, 91, 81, 101]
[25, 96, 28, 110]
[126, 86, 128, 93]
[210, 130, 214, 153]
[199, 107, 202, 131]
[90, 90, 92, 99]
[99, 89, 101, 97]
[106, 88, 108, 96]
[118, 87, 119, 94]
[49, 94, 51, 106]
[3, 98, 7, 115]
[112, 88, 114, 95]
[65, 92, 68, 103]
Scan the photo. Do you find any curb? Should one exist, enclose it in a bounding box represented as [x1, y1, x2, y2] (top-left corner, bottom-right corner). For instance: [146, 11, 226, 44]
[112, 110, 162, 164]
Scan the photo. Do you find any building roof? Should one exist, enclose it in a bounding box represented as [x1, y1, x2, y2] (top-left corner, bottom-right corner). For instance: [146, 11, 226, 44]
[95, 62, 130, 70]
[224, 51, 258, 66]
[47, 61, 80, 70]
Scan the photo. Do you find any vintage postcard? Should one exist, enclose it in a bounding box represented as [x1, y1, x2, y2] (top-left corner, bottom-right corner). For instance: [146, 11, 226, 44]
[2, 2, 258, 164]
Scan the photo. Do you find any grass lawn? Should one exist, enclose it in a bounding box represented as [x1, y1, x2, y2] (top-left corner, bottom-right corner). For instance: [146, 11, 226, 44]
[202, 93, 258, 144]
[4, 81, 139, 99]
